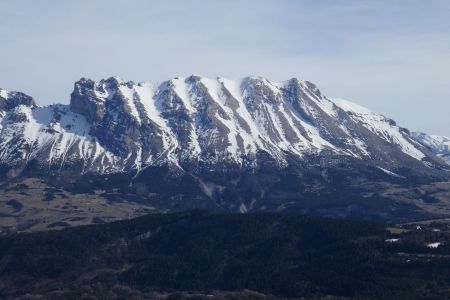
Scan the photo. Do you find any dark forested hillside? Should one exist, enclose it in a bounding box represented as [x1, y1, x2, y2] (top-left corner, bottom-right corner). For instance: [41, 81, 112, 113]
[1, 211, 450, 299]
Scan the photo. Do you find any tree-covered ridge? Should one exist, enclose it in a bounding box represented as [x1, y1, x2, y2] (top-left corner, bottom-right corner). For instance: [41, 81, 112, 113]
[1, 211, 450, 299]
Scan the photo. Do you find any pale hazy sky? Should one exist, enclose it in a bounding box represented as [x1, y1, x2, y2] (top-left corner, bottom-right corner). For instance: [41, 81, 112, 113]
[1, 0, 449, 135]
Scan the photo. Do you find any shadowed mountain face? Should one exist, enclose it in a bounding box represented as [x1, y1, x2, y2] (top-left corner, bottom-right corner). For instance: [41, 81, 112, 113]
[0, 77, 449, 231]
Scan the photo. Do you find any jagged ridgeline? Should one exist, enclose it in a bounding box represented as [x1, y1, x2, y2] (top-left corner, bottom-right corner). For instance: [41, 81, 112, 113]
[0, 76, 446, 173]
[0, 76, 449, 229]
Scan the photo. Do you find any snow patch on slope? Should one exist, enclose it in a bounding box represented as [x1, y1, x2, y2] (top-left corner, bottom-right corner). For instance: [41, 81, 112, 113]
[220, 77, 262, 152]
[134, 83, 164, 128]
[377, 166, 405, 179]
[171, 77, 194, 112]
[118, 86, 141, 124]
[0, 104, 118, 172]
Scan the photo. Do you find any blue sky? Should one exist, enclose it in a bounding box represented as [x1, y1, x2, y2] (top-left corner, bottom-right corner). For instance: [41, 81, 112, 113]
[1, 0, 449, 135]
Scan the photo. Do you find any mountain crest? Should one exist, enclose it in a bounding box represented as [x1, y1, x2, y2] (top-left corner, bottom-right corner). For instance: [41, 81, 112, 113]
[0, 88, 36, 112]
[1, 76, 450, 225]
[0, 76, 448, 179]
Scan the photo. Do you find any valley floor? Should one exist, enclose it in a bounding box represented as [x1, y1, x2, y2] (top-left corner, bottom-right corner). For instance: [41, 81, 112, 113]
[2, 176, 450, 235]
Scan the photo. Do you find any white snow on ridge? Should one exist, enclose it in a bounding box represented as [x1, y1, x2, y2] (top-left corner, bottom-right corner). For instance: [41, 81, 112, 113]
[201, 78, 246, 158]
[430, 135, 450, 146]
[332, 98, 372, 115]
[0, 104, 118, 172]
[331, 97, 426, 161]
[200, 77, 227, 106]
[118, 86, 141, 124]
[72, 77, 428, 165]
[171, 77, 194, 112]
[0, 89, 8, 99]
[412, 132, 450, 165]
[300, 83, 337, 118]
[420, 134, 450, 151]
[134, 83, 164, 127]
[134, 82, 189, 163]
[214, 77, 334, 156]
[0, 76, 437, 173]
[220, 77, 263, 152]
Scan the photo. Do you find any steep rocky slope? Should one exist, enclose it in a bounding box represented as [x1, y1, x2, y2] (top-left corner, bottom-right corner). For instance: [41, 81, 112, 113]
[0, 76, 449, 231]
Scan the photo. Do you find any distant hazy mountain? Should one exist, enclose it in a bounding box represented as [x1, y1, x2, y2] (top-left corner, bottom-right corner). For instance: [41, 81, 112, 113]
[412, 132, 450, 165]
[0, 76, 449, 231]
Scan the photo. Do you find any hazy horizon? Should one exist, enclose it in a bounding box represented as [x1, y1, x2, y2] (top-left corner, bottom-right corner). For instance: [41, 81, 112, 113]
[1, 0, 449, 136]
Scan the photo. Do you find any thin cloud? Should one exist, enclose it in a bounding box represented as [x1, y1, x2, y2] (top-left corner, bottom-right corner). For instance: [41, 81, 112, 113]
[0, 0, 449, 135]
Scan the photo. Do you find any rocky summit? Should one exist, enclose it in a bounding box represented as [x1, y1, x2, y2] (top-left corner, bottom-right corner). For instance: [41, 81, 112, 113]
[0, 76, 449, 232]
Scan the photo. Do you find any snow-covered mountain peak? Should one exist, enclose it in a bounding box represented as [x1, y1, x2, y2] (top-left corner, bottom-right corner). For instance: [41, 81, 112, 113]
[0, 88, 37, 113]
[2, 77, 450, 226]
[0, 76, 447, 178]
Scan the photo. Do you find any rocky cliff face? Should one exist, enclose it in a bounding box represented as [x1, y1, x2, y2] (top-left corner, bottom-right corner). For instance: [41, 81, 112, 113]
[1, 76, 445, 176]
[0, 77, 449, 229]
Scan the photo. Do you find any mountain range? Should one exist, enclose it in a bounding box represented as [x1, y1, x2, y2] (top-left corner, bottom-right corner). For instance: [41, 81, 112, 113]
[0, 76, 449, 232]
